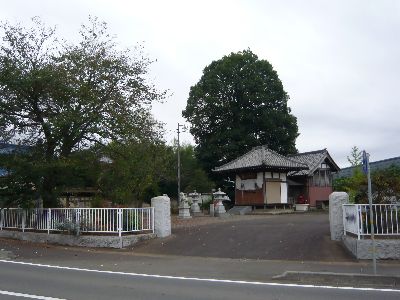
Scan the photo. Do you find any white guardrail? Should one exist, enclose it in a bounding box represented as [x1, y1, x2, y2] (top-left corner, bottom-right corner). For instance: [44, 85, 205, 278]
[0, 207, 154, 235]
[343, 204, 400, 239]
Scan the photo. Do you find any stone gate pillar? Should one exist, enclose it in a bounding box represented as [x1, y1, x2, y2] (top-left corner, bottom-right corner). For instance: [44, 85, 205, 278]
[151, 195, 171, 238]
[329, 192, 349, 241]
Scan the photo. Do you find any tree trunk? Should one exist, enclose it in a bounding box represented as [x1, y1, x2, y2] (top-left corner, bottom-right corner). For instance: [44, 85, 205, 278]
[41, 175, 59, 207]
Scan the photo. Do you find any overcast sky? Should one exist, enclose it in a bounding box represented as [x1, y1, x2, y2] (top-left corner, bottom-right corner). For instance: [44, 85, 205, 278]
[1, 0, 399, 167]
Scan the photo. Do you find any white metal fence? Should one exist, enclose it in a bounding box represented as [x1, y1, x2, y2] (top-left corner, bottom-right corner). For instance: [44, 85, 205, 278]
[0, 208, 154, 236]
[343, 204, 400, 239]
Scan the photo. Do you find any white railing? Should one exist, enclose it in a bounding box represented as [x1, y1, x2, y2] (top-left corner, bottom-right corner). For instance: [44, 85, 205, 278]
[0, 207, 154, 236]
[343, 204, 400, 239]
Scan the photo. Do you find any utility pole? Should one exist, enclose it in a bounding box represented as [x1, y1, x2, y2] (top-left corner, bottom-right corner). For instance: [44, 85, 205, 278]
[177, 123, 186, 203]
[363, 150, 377, 274]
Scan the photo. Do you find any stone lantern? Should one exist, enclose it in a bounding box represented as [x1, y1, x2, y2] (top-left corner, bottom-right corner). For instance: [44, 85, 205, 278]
[178, 192, 192, 219]
[189, 190, 202, 216]
[213, 188, 229, 217]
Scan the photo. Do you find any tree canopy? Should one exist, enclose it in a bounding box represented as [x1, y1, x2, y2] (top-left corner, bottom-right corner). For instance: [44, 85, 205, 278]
[97, 140, 170, 207]
[334, 147, 400, 204]
[334, 165, 400, 204]
[160, 143, 215, 195]
[347, 146, 362, 167]
[182, 49, 299, 175]
[0, 17, 165, 207]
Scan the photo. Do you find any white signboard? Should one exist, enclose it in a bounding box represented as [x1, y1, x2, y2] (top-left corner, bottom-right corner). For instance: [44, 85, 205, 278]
[343, 205, 359, 235]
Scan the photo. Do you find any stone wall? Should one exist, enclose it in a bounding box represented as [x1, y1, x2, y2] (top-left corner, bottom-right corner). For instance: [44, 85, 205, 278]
[343, 235, 400, 259]
[0, 230, 155, 249]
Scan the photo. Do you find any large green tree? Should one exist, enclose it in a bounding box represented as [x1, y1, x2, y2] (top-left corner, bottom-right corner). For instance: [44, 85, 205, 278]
[183, 49, 299, 175]
[97, 140, 169, 207]
[157, 143, 215, 198]
[178, 144, 215, 193]
[96, 142, 215, 206]
[0, 17, 165, 207]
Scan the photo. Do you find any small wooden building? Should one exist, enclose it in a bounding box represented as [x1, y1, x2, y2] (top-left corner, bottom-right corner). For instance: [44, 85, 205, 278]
[287, 149, 340, 208]
[213, 146, 308, 206]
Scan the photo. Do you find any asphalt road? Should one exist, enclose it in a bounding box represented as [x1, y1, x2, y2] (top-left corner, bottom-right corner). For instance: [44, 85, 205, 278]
[0, 260, 399, 300]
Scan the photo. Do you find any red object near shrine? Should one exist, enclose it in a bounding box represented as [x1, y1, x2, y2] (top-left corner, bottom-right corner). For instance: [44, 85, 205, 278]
[297, 195, 305, 204]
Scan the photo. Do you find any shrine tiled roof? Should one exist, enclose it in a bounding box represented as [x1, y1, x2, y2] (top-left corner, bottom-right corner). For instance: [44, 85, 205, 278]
[213, 146, 308, 173]
[288, 149, 340, 176]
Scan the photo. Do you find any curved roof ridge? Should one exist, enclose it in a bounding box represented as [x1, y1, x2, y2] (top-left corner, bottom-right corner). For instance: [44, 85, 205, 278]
[263, 146, 308, 167]
[213, 145, 308, 173]
[213, 146, 260, 171]
[288, 148, 340, 176]
[288, 149, 326, 157]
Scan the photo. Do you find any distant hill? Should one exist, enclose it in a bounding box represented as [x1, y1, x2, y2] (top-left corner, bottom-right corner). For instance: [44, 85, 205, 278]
[335, 156, 400, 178]
[0, 143, 31, 176]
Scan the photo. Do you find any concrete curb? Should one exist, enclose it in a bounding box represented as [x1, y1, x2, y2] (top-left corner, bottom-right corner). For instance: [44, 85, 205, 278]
[250, 210, 295, 215]
[273, 270, 400, 288]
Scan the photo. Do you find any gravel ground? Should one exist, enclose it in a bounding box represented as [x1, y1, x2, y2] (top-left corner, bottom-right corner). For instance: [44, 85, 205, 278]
[135, 212, 354, 261]
[171, 214, 260, 228]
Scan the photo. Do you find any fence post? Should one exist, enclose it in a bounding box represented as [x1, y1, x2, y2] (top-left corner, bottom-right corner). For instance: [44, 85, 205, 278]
[76, 208, 81, 236]
[152, 207, 155, 234]
[22, 210, 26, 232]
[118, 208, 122, 248]
[342, 205, 346, 236]
[151, 195, 171, 238]
[0, 209, 3, 230]
[356, 204, 361, 240]
[47, 209, 51, 234]
[359, 205, 364, 237]
[329, 192, 349, 241]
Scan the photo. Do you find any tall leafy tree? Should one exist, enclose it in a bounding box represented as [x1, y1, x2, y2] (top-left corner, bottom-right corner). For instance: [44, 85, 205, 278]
[178, 144, 215, 193]
[159, 143, 215, 196]
[347, 146, 362, 167]
[96, 142, 214, 206]
[97, 140, 169, 207]
[183, 49, 299, 175]
[0, 17, 165, 207]
[0, 149, 39, 209]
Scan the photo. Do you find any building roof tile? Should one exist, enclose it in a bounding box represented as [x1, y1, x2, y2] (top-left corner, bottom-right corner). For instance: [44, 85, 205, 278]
[288, 149, 340, 176]
[213, 146, 308, 173]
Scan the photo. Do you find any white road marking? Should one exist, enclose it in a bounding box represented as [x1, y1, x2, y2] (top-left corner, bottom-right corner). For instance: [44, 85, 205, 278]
[0, 290, 65, 299]
[0, 259, 399, 293]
